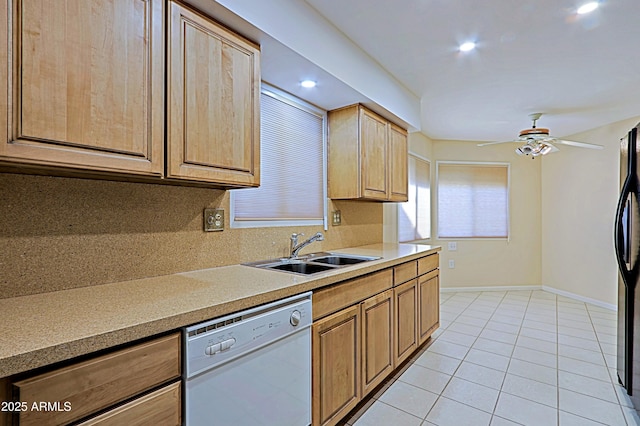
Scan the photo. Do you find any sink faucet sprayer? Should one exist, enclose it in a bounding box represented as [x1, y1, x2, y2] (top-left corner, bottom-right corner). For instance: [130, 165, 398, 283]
[290, 232, 324, 258]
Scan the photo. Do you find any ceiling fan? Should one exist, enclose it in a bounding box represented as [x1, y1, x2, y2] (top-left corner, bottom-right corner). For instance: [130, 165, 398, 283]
[477, 113, 604, 158]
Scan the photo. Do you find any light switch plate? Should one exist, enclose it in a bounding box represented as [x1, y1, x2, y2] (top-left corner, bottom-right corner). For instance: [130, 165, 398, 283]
[448, 242, 457, 251]
[204, 208, 224, 232]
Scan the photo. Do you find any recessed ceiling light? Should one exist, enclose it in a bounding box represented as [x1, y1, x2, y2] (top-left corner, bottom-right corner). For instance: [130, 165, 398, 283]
[459, 42, 476, 52]
[300, 80, 317, 88]
[577, 2, 599, 14]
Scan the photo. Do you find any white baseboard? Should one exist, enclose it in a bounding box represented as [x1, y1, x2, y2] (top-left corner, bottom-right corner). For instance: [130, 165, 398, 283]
[441, 284, 617, 311]
[542, 286, 617, 311]
[441, 285, 542, 293]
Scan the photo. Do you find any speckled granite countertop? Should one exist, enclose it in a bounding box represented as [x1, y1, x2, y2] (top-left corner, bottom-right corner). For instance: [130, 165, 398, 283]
[0, 243, 440, 378]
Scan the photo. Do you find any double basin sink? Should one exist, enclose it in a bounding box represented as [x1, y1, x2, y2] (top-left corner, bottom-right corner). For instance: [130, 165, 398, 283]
[244, 252, 381, 275]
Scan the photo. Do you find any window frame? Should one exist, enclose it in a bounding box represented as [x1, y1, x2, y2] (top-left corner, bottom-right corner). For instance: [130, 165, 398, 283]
[435, 160, 511, 240]
[397, 152, 431, 243]
[230, 84, 328, 229]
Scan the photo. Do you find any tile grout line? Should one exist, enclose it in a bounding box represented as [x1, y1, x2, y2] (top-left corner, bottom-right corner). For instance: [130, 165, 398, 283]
[421, 291, 484, 424]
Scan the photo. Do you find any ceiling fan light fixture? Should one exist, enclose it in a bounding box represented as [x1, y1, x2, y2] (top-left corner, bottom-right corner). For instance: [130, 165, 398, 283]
[539, 144, 554, 155]
[516, 140, 554, 158]
[478, 113, 603, 154]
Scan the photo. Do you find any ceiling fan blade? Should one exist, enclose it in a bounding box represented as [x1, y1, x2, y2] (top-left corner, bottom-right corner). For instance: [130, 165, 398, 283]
[552, 139, 604, 150]
[477, 140, 517, 147]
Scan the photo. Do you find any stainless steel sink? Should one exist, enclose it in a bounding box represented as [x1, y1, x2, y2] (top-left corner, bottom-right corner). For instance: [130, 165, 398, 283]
[307, 255, 374, 266]
[268, 262, 335, 274]
[243, 252, 381, 275]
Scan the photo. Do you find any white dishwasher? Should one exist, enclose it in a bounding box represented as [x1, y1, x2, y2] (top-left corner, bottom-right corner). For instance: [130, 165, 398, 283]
[184, 292, 312, 426]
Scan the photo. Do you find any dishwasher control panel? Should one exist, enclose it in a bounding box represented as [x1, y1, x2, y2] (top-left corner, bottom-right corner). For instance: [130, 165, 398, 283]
[184, 292, 312, 378]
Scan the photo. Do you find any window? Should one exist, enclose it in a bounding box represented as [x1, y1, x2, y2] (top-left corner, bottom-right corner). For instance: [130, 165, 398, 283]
[231, 85, 326, 228]
[398, 154, 431, 242]
[437, 162, 509, 238]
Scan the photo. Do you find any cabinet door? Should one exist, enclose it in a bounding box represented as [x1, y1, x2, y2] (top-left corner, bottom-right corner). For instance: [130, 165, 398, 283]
[0, 0, 164, 176]
[418, 271, 440, 345]
[361, 289, 394, 395]
[359, 108, 388, 200]
[394, 279, 418, 366]
[312, 305, 360, 426]
[388, 123, 408, 202]
[168, 2, 260, 187]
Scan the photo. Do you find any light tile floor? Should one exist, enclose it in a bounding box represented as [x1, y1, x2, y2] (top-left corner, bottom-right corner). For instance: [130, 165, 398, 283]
[342, 290, 640, 426]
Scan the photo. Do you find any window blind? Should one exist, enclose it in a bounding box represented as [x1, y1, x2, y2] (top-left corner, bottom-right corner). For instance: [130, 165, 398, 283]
[398, 155, 431, 242]
[233, 90, 324, 222]
[437, 163, 509, 238]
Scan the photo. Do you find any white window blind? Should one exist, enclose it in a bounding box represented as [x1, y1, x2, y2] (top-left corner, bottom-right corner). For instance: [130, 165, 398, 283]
[232, 88, 325, 226]
[398, 155, 430, 242]
[437, 163, 509, 238]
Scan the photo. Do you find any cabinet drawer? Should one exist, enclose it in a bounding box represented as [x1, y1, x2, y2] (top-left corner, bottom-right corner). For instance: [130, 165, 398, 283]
[313, 269, 393, 320]
[78, 382, 181, 426]
[418, 254, 439, 276]
[394, 261, 417, 286]
[13, 333, 181, 426]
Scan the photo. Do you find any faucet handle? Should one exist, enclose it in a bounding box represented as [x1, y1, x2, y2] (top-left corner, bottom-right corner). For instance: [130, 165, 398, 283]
[291, 232, 304, 240]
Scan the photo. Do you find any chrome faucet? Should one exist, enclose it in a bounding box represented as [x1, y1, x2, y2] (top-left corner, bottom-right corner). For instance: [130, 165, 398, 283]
[290, 232, 324, 258]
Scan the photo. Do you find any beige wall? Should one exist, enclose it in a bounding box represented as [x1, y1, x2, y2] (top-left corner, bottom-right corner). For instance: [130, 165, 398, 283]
[0, 173, 382, 298]
[431, 140, 542, 288]
[541, 116, 640, 306]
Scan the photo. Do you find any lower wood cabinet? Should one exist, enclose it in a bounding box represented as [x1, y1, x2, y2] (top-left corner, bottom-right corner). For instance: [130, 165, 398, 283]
[312, 252, 440, 426]
[312, 305, 361, 426]
[77, 382, 181, 426]
[361, 289, 394, 395]
[394, 279, 418, 366]
[0, 378, 9, 426]
[312, 289, 395, 426]
[10, 333, 181, 426]
[418, 270, 440, 345]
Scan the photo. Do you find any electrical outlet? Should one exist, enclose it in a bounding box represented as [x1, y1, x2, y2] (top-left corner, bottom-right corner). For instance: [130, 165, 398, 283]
[448, 259, 455, 269]
[332, 210, 342, 226]
[448, 242, 457, 251]
[204, 208, 224, 232]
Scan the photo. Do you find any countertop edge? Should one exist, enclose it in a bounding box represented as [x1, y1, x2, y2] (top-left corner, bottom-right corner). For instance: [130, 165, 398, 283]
[0, 244, 440, 378]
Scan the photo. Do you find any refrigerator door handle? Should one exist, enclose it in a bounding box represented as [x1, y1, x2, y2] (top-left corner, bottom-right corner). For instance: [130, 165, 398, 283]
[615, 182, 634, 280]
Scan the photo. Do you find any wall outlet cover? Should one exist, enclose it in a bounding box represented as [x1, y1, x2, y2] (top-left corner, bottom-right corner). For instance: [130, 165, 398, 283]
[204, 208, 224, 232]
[448, 259, 455, 269]
[448, 242, 457, 251]
[332, 210, 342, 226]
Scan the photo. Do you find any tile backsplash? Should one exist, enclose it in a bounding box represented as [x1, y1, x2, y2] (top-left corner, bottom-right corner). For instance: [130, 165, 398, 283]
[0, 173, 382, 298]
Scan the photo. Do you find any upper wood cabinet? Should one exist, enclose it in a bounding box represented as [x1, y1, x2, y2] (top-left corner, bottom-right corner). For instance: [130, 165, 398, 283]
[0, 0, 165, 176]
[327, 104, 408, 202]
[388, 123, 409, 201]
[167, 1, 260, 187]
[0, 0, 260, 188]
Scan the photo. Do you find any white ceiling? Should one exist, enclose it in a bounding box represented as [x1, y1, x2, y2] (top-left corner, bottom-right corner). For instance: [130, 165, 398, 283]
[303, 0, 640, 141]
[201, 0, 640, 142]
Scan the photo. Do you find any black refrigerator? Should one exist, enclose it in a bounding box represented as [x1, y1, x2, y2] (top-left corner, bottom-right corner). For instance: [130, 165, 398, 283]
[615, 123, 640, 407]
